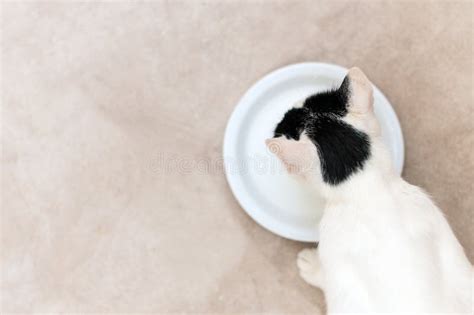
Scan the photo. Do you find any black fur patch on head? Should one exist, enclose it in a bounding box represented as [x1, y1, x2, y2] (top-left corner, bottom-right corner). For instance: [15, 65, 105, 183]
[306, 116, 370, 185]
[272, 76, 371, 185]
[274, 107, 310, 140]
[303, 76, 350, 116]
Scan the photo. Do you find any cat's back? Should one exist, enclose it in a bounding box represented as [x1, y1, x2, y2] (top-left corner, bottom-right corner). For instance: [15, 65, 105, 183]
[395, 180, 473, 311]
[319, 178, 472, 312]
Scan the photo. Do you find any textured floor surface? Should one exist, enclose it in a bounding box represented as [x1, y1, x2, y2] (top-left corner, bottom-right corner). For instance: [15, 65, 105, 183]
[2, 1, 473, 313]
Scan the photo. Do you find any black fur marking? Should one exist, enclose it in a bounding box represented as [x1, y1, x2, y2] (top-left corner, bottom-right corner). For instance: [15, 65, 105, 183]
[272, 76, 371, 185]
[274, 107, 310, 140]
[306, 116, 370, 185]
[303, 76, 350, 116]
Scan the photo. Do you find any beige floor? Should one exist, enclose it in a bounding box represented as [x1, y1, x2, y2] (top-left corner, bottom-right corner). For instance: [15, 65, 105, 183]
[2, 1, 473, 313]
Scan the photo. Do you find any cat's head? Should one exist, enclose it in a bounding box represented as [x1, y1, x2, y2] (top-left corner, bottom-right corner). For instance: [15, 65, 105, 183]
[266, 67, 380, 189]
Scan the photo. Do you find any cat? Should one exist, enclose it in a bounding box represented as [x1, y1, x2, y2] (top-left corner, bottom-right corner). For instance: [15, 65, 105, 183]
[266, 68, 473, 313]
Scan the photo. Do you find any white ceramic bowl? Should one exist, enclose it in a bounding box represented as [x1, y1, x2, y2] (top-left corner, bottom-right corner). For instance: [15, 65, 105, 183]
[223, 62, 404, 242]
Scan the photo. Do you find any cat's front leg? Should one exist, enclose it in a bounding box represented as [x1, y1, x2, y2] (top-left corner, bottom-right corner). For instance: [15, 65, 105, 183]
[297, 248, 324, 288]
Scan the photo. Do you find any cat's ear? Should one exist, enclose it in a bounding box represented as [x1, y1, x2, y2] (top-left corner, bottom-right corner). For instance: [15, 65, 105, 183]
[344, 67, 374, 114]
[265, 136, 316, 175]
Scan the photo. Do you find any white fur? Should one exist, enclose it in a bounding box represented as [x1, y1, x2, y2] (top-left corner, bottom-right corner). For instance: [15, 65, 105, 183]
[271, 68, 473, 313]
[306, 138, 473, 313]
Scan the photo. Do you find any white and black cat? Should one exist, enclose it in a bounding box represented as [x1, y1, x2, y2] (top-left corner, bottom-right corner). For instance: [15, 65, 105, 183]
[266, 68, 473, 313]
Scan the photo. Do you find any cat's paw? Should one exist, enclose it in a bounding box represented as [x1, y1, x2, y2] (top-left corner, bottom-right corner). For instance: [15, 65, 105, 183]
[297, 248, 323, 288]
